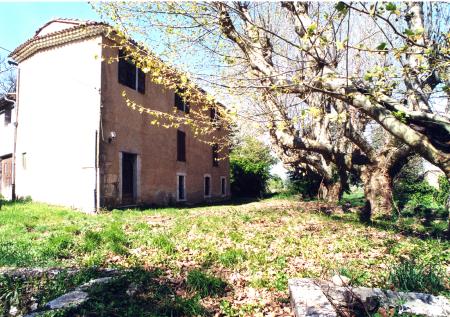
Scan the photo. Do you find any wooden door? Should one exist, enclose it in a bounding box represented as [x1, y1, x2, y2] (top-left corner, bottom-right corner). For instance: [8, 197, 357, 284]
[122, 153, 136, 205]
[1, 157, 12, 199]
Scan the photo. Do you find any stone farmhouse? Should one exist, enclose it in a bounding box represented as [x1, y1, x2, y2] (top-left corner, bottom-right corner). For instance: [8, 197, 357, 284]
[0, 19, 230, 212]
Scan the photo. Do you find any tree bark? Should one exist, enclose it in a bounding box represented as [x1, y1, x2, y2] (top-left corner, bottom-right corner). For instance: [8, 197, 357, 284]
[318, 180, 342, 203]
[360, 165, 393, 220]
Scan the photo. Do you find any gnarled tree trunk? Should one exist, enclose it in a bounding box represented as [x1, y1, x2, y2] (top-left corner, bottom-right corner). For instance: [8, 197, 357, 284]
[318, 180, 342, 203]
[360, 164, 393, 220]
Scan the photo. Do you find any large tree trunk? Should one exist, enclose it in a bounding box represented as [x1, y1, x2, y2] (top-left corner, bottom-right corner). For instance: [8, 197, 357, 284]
[318, 181, 342, 203]
[360, 165, 393, 220]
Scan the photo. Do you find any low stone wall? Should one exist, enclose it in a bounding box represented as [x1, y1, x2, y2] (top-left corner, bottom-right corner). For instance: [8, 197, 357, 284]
[289, 278, 450, 317]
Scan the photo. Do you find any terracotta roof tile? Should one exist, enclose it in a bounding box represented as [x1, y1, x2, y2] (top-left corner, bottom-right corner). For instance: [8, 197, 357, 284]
[10, 19, 108, 62]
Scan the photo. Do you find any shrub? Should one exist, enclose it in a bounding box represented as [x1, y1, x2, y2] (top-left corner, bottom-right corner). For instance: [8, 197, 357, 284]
[230, 136, 277, 197]
[388, 260, 446, 295]
[186, 269, 227, 297]
[394, 174, 449, 221]
[285, 168, 323, 199]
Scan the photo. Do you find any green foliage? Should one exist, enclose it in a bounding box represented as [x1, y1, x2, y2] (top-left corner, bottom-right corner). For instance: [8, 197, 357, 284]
[151, 233, 176, 254]
[267, 175, 285, 193]
[393, 158, 449, 222]
[338, 267, 369, 286]
[42, 234, 74, 259]
[230, 136, 277, 197]
[0, 268, 103, 316]
[388, 260, 446, 295]
[218, 248, 247, 267]
[385, 3, 397, 13]
[102, 222, 129, 255]
[376, 42, 388, 51]
[186, 269, 227, 297]
[81, 230, 103, 253]
[435, 176, 450, 206]
[66, 268, 205, 317]
[285, 168, 322, 199]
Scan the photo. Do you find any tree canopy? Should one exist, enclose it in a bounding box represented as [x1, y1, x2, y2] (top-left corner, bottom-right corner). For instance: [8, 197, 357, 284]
[96, 1, 450, 218]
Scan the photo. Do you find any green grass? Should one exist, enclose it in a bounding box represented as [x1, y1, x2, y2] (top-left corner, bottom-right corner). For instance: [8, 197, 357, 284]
[186, 269, 227, 297]
[388, 260, 447, 295]
[0, 197, 449, 315]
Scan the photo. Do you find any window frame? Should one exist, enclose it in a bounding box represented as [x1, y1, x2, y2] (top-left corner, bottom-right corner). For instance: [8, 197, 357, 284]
[177, 130, 186, 162]
[176, 173, 186, 202]
[174, 89, 190, 113]
[204, 174, 211, 198]
[220, 176, 227, 196]
[118, 49, 145, 94]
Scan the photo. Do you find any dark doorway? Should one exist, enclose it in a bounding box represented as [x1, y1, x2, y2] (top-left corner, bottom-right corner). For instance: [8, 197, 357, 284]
[122, 152, 136, 205]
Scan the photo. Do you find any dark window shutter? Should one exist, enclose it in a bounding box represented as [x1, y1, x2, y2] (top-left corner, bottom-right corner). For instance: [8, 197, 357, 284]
[118, 51, 128, 86]
[210, 107, 216, 121]
[137, 69, 145, 94]
[204, 176, 210, 196]
[177, 130, 186, 162]
[175, 93, 184, 111]
[212, 144, 219, 167]
[118, 49, 136, 90]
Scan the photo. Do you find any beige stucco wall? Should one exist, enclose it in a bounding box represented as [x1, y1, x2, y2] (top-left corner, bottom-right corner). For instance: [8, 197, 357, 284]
[15, 36, 102, 212]
[100, 39, 230, 208]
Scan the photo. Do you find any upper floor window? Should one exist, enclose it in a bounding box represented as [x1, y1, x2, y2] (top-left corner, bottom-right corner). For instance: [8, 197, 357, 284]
[212, 143, 219, 167]
[118, 49, 145, 94]
[175, 88, 190, 113]
[210, 106, 221, 129]
[177, 130, 186, 162]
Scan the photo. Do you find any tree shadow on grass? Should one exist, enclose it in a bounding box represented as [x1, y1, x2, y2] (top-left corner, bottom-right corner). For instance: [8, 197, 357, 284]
[1, 266, 229, 317]
[328, 212, 448, 241]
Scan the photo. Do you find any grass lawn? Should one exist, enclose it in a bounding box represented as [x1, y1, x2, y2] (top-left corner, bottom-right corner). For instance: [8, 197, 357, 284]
[0, 197, 449, 316]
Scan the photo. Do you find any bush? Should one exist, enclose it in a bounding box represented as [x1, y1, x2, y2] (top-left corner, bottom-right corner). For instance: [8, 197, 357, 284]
[230, 136, 277, 197]
[394, 165, 449, 221]
[388, 260, 446, 295]
[285, 168, 322, 199]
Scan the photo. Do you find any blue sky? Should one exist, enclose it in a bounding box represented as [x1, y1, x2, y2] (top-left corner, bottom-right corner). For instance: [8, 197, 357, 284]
[0, 2, 99, 55]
